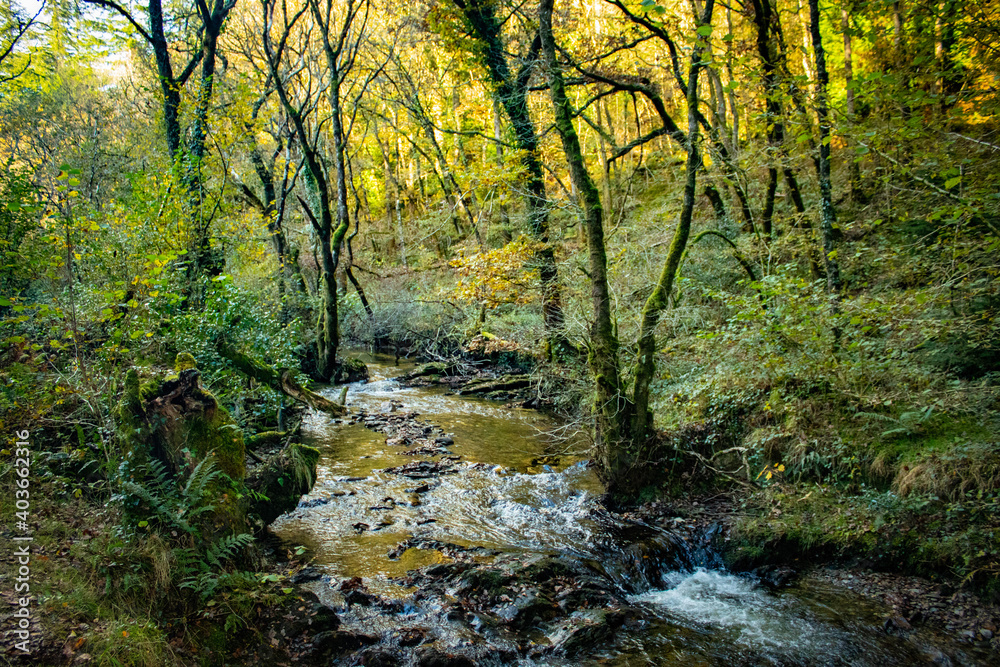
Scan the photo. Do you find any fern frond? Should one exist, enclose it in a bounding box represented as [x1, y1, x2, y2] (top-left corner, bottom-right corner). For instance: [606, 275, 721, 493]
[184, 454, 222, 502]
[206, 533, 254, 567]
[854, 411, 901, 425]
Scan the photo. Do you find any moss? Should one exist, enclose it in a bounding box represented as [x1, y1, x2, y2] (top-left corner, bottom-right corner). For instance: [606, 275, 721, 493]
[141, 368, 248, 535]
[116, 369, 149, 470]
[725, 482, 1000, 599]
[182, 396, 246, 481]
[245, 431, 288, 450]
[87, 619, 171, 667]
[335, 357, 369, 383]
[174, 352, 198, 372]
[247, 443, 320, 524]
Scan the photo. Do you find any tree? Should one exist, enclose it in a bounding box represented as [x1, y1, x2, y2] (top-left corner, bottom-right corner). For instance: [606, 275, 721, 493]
[450, 0, 568, 357]
[82, 0, 237, 295]
[259, 0, 378, 381]
[0, 1, 43, 84]
[540, 0, 714, 496]
[807, 0, 840, 293]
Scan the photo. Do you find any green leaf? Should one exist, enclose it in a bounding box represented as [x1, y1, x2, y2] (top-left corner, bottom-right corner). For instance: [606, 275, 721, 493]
[944, 176, 961, 189]
[0, 297, 10, 307]
[696, 24, 713, 37]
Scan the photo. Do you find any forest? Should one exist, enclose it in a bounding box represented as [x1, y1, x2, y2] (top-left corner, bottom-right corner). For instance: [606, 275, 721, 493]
[0, 0, 998, 663]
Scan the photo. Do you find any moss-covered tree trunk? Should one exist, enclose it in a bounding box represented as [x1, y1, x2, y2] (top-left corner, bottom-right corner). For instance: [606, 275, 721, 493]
[808, 0, 841, 292]
[630, 0, 714, 446]
[539, 0, 631, 491]
[453, 0, 568, 356]
[216, 339, 346, 415]
[312, 0, 356, 380]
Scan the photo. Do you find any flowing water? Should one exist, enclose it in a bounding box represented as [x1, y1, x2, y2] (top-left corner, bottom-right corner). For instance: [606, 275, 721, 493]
[272, 356, 989, 666]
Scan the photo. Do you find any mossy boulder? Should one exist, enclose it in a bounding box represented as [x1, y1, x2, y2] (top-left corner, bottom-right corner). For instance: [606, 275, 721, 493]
[247, 443, 320, 524]
[335, 357, 369, 384]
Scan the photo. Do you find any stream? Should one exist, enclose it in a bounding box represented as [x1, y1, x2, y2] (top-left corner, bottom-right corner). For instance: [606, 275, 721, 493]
[272, 356, 988, 666]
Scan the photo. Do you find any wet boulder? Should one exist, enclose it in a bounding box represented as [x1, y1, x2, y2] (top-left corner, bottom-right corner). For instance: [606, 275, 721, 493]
[355, 647, 402, 666]
[335, 357, 369, 384]
[496, 588, 559, 628]
[546, 609, 627, 658]
[413, 646, 477, 667]
[286, 601, 341, 635]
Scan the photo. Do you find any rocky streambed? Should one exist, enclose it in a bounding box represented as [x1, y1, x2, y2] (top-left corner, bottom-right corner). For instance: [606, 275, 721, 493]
[267, 356, 997, 666]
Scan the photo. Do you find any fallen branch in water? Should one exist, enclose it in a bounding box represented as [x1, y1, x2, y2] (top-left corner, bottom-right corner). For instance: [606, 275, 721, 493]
[216, 339, 346, 416]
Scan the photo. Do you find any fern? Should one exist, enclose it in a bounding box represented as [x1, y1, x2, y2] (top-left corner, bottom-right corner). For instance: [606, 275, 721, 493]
[854, 411, 900, 424]
[183, 454, 223, 503]
[115, 453, 257, 601]
[178, 533, 254, 598]
[207, 533, 254, 567]
[855, 405, 935, 437]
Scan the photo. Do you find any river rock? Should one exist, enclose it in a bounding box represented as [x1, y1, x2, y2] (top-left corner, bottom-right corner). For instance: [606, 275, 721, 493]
[496, 589, 558, 628]
[286, 602, 341, 635]
[289, 567, 325, 584]
[413, 646, 477, 667]
[884, 614, 913, 635]
[310, 630, 378, 654]
[354, 647, 401, 666]
[546, 609, 627, 657]
[753, 564, 799, 590]
[397, 628, 427, 647]
[383, 460, 457, 478]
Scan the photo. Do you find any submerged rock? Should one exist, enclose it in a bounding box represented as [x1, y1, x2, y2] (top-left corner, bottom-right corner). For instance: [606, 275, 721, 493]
[413, 646, 477, 667]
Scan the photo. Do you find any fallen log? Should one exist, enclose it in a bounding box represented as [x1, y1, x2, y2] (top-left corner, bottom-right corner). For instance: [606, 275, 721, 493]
[217, 339, 346, 416]
[398, 361, 455, 382]
[456, 374, 532, 396]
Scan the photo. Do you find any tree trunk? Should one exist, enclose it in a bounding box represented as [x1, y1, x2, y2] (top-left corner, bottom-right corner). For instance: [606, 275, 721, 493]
[453, 0, 567, 356]
[631, 0, 715, 444]
[538, 0, 629, 490]
[217, 339, 346, 416]
[808, 0, 841, 292]
[841, 6, 864, 203]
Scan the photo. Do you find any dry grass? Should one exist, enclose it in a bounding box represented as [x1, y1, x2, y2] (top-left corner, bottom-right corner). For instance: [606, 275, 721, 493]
[894, 442, 1000, 500]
